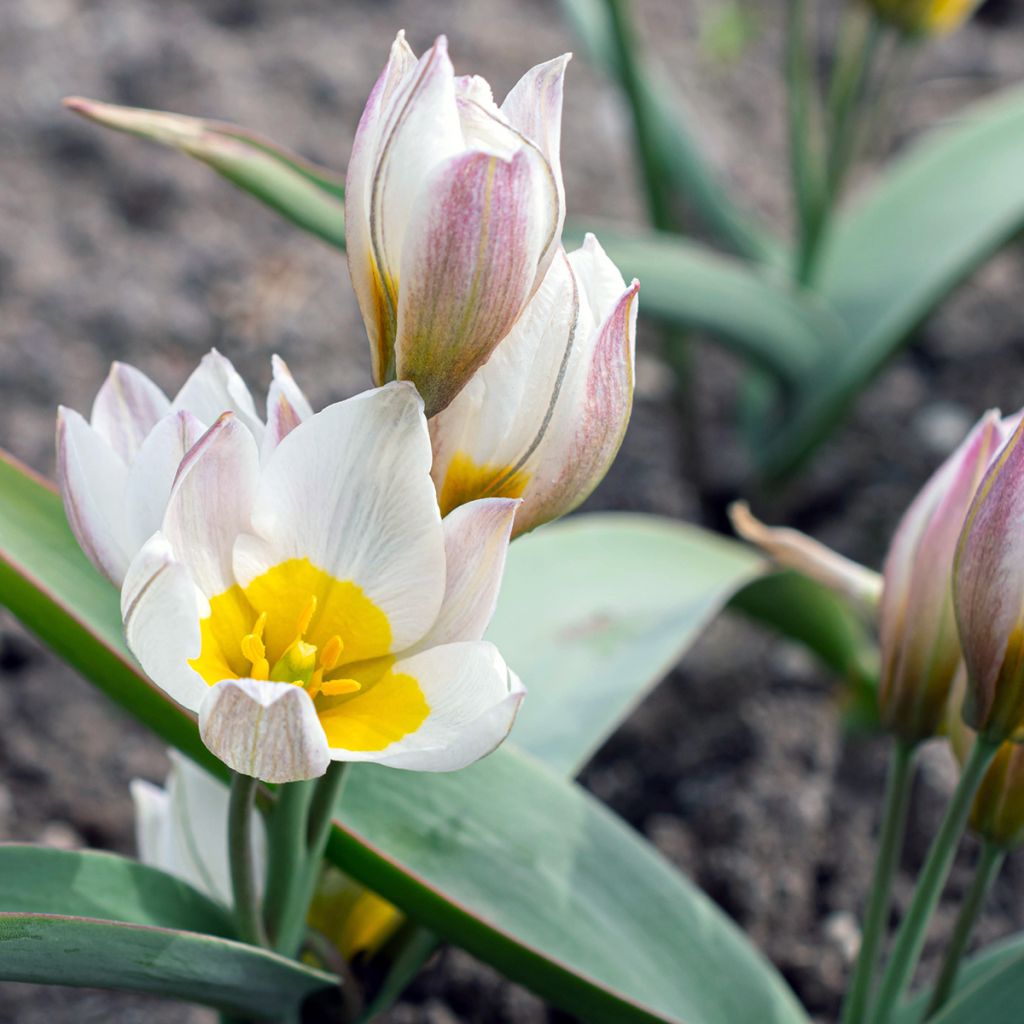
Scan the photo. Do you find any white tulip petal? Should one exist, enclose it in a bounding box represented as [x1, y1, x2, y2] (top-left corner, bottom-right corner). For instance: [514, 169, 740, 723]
[323, 641, 524, 772]
[412, 498, 519, 651]
[130, 779, 175, 883]
[262, 355, 313, 459]
[569, 233, 629, 320]
[345, 31, 419, 384]
[199, 678, 330, 783]
[90, 362, 171, 463]
[171, 349, 264, 442]
[56, 406, 132, 584]
[123, 410, 206, 556]
[163, 414, 259, 599]
[122, 532, 208, 711]
[234, 383, 445, 654]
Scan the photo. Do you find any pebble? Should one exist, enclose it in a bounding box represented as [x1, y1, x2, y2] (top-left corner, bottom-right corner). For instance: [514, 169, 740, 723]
[912, 401, 974, 458]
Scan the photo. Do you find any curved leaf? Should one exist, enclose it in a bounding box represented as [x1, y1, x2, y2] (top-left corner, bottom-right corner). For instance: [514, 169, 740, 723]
[0, 844, 231, 937]
[759, 84, 1024, 478]
[0, 913, 336, 1015]
[64, 97, 345, 248]
[577, 227, 844, 385]
[490, 513, 762, 775]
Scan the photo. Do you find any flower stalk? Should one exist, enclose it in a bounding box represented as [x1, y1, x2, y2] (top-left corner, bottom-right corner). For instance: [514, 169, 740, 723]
[263, 780, 316, 947]
[870, 735, 999, 1022]
[925, 839, 1005, 1018]
[228, 772, 269, 948]
[841, 739, 917, 1024]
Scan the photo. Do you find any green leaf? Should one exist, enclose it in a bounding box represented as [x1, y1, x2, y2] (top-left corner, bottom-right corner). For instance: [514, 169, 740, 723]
[0, 844, 231, 937]
[0, 913, 336, 1016]
[330, 745, 809, 1024]
[758, 83, 1024, 478]
[923, 938, 1024, 1024]
[894, 933, 1024, 1024]
[64, 96, 345, 249]
[489, 513, 763, 775]
[559, 0, 780, 264]
[0, 452, 808, 1023]
[575, 226, 843, 385]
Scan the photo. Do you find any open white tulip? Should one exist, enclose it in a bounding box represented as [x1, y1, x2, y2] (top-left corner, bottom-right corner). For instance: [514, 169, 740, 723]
[430, 234, 638, 536]
[57, 350, 311, 585]
[121, 382, 524, 784]
[346, 32, 568, 417]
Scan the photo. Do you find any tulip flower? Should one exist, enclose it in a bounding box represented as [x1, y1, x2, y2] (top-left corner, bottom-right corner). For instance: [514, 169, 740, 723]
[120, 382, 524, 783]
[878, 410, 1006, 743]
[954, 416, 1024, 743]
[57, 350, 310, 585]
[865, 0, 982, 36]
[132, 751, 402, 959]
[429, 235, 638, 536]
[345, 32, 568, 417]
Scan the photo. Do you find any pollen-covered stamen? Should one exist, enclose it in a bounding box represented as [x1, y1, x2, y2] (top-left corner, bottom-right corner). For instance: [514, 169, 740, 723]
[240, 612, 269, 680]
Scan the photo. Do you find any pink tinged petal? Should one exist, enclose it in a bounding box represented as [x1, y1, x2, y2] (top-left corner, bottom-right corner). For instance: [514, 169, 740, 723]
[326, 641, 525, 771]
[500, 54, 569, 278]
[955, 415, 1024, 739]
[162, 413, 260, 599]
[122, 532, 208, 712]
[199, 678, 330, 783]
[170, 349, 264, 442]
[262, 355, 313, 459]
[233, 383, 446, 653]
[514, 278, 639, 536]
[879, 410, 1006, 740]
[413, 498, 519, 651]
[396, 146, 559, 416]
[122, 410, 206, 555]
[90, 362, 171, 463]
[56, 406, 132, 584]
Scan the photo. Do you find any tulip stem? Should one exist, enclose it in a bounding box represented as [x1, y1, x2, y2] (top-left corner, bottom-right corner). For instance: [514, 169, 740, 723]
[273, 761, 351, 960]
[228, 771, 269, 948]
[840, 739, 917, 1024]
[924, 840, 1005, 1018]
[870, 736, 999, 1023]
[264, 780, 315, 949]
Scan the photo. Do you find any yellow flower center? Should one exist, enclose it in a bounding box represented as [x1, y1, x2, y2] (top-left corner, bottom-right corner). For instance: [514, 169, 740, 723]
[438, 450, 530, 516]
[189, 557, 429, 751]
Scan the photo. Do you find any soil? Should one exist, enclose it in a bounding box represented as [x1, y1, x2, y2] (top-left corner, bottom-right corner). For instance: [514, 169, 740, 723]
[2, 1, 1024, 1022]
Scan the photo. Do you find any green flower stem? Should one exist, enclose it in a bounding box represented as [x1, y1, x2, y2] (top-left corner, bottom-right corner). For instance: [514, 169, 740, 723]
[841, 740, 917, 1024]
[787, 0, 821, 282]
[924, 839, 1006, 1018]
[228, 771, 269, 948]
[274, 761, 351, 959]
[871, 736, 1000, 1023]
[264, 780, 316, 948]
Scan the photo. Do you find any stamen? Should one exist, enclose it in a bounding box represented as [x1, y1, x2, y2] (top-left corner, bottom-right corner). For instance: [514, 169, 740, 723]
[240, 612, 269, 680]
[321, 635, 344, 671]
[320, 678, 362, 697]
[295, 595, 317, 638]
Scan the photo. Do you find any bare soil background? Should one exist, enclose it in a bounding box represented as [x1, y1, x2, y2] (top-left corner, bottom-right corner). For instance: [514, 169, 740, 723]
[2, 0, 1024, 1021]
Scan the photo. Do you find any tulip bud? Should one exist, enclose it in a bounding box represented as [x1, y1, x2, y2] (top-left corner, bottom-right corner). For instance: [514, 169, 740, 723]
[429, 234, 637, 537]
[345, 33, 568, 417]
[954, 416, 1024, 743]
[864, 0, 982, 36]
[878, 411, 1006, 743]
[306, 867, 404, 963]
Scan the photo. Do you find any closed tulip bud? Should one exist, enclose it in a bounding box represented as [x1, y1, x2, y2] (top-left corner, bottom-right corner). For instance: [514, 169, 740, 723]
[345, 32, 568, 417]
[879, 411, 1006, 743]
[954, 416, 1024, 743]
[864, 0, 982, 36]
[429, 235, 638, 537]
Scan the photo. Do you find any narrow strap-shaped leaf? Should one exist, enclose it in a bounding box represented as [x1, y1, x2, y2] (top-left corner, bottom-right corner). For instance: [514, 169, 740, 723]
[0, 845, 232, 937]
[64, 97, 345, 248]
[758, 83, 1024, 479]
[0, 913, 336, 1016]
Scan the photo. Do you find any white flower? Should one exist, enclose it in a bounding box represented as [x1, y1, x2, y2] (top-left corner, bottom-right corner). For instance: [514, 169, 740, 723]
[57, 350, 310, 585]
[345, 32, 568, 417]
[430, 235, 638, 536]
[121, 382, 524, 783]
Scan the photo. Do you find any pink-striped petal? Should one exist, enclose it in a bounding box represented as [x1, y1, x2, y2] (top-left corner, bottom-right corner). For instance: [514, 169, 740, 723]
[90, 362, 170, 463]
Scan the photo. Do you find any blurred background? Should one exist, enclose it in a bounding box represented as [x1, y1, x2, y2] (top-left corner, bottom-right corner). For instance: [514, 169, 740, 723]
[1, 1, 1023, 1021]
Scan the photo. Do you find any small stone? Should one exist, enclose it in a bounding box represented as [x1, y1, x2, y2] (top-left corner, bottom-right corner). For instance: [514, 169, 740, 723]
[823, 910, 861, 965]
[37, 821, 83, 850]
[913, 402, 974, 459]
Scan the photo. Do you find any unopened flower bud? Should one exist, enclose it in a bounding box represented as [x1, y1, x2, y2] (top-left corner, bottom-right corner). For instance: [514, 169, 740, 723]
[879, 411, 1006, 743]
[954, 416, 1024, 743]
[864, 0, 982, 37]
